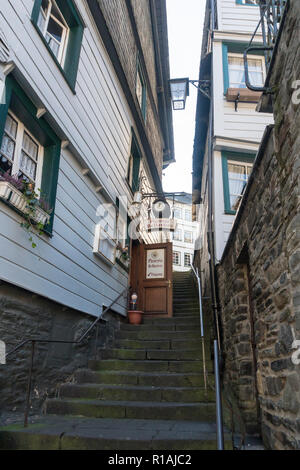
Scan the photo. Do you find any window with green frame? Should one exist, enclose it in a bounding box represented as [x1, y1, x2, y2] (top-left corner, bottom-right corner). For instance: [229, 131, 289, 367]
[127, 132, 141, 193]
[31, 0, 84, 92]
[222, 43, 265, 94]
[222, 151, 255, 215]
[236, 0, 258, 5]
[136, 59, 146, 120]
[0, 75, 61, 233]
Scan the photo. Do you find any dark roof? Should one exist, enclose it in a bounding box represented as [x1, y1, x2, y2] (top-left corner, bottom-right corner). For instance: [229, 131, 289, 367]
[168, 192, 192, 205]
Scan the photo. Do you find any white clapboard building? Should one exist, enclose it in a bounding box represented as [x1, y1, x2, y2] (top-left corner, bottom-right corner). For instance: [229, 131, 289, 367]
[0, 0, 174, 320]
[193, 0, 273, 279]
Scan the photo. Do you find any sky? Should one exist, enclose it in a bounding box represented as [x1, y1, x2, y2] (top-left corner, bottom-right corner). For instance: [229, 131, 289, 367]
[163, 0, 206, 194]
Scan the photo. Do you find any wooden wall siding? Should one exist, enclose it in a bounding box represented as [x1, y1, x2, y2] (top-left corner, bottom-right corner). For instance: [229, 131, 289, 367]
[218, 0, 261, 34]
[0, 0, 160, 316]
[213, 42, 274, 143]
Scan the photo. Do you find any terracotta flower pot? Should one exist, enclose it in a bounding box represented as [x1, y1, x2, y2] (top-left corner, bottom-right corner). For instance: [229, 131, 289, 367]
[128, 310, 143, 325]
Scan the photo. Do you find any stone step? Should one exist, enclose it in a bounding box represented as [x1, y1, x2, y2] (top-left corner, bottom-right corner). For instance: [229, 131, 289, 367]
[59, 383, 215, 403]
[0, 417, 232, 450]
[88, 359, 213, 373]
[115, 329, 203, 340]
[74, 370, 214, 388]
[120, 323, 202, 332]
[98, 348, 210, 361]
[113, 338, 210, 351]
[46, 398, 217, 421]
[143, 316, 200, 325]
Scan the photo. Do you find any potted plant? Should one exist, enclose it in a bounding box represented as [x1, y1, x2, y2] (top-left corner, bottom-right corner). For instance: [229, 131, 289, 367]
[116, 242, 130, 268]
[127, 291, 143, 325]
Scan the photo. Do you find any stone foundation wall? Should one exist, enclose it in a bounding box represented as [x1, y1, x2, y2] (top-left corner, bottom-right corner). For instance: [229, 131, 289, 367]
[0, 282, 124, 414]
[217, 1, 300, 449]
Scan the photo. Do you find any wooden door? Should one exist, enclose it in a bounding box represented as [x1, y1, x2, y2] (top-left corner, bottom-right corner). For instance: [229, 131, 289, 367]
[137, 242, 173, 317]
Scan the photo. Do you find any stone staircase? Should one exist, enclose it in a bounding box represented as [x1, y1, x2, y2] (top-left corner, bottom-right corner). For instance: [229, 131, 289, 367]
[0, 270, 232, 450]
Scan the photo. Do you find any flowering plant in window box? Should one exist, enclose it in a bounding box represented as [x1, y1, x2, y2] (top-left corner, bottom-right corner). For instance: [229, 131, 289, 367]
[0, 172, 52, 247]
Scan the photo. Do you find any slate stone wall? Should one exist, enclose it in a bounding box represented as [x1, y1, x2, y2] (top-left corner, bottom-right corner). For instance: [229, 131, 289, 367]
[217, 0, 300, 449]
[0, 282, 124, 414]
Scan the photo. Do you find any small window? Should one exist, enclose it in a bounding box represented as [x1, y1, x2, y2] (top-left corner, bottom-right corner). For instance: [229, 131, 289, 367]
[37, 0, 69, 65]
[0, 111, 43, 190]
[173, 207, 182, 219]
[173, 251, 181, 266]
[185, 209, 192, 222]
[222, 152, 255, 214]
[237, 0, 257, 5]
[173, 229, 182, 242]
[136, 61, 146, 119]
[228, 54, 264, 89]
[184, 231, 193, 244]
[127, 133, 141, 193]
[227, 161, 253, 211]
[184, 253, 191, 267]
[32, 0, 84, 91]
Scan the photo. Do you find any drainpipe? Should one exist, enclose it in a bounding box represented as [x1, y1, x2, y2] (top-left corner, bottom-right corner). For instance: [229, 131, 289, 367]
[207, 0, 221, 350]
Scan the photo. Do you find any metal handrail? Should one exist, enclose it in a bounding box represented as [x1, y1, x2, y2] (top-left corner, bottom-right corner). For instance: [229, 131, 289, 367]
[5, 288, 128, 427]
[191, 264, 207, 392]
[191, 264, 224, 450]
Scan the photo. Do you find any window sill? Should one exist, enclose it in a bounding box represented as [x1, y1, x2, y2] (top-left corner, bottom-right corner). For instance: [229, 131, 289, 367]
[226, 88, 262, 103]
[224, 209, 236, 216]
[31, 21, 76, 95]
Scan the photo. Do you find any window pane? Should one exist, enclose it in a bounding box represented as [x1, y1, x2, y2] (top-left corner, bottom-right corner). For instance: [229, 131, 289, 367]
[173, 229, 182, 241]
[184, 231, 193, 243]
[20, 151, 37, 181]
[37, 0, 49, 31]
[1, 135, 15, 161]
[185, 210, 192, 222]
[5, 114, 18, 139]
[136, 71, 143, 108]
[22, 132, 38, 161]
[228, 162, 252, 211]
[173, 208, 182, 219]
[173, 251, 181, 265]
[184, 253, 191, 267]
[47, 16, 63, 43]
[228, 56, 263, 88]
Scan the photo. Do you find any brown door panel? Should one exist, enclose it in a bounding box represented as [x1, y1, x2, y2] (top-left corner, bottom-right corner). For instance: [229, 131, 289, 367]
[144, 286, 168, 314]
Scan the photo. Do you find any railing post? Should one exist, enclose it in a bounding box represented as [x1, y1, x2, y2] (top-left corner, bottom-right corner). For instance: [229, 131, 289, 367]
[24, 340, 35, 428]
[214, 339, 224, 450]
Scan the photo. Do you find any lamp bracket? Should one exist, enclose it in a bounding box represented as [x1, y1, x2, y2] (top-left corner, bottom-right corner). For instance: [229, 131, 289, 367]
[189, 80, 211, 99]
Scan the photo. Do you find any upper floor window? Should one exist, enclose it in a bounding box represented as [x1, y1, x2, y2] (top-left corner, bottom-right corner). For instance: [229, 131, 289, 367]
[227, 161, 253, 211]
[184, 231, 193, 244]
[37, 0, 69, 65]
[136, 61, 146, 120]
[173, 229, 182, 242]
[237, 0, 258, 5]
[0, 76, 61, 233]
[222, 152, 255, 215]
[184, 253, 191, 267]
[0, 112, 43, 189]
[185, 209, 192, 222]
[127, 132, 141, 193]
[32, 0, 84, 92]
[173, 207, 182, 219]
[173, 251, 181, 266]
[228, 54, 264, 89]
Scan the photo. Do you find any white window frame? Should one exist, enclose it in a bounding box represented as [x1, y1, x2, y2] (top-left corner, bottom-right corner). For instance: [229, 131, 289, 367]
[184, 253, 191, 267]
[38, 0, 69, 66]
[1, 110, 44, 192]
[185, 209, 192, 222]
[173, 228, 182, 242]
[227, 53, 265, 89]
[173, 251, 181, 266]
[173, 207, 182, 219]
[227, 159, 253, 211]
[184, 231, 193, 244]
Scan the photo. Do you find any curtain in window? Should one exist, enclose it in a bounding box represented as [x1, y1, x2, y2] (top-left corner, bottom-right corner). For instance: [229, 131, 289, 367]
[248, 59, 264, 87]
[228, 57, 245, 88]
[228, 163, 247, 210]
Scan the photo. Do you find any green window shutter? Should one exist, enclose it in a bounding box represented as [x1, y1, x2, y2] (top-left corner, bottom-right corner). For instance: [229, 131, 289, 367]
[31, 0, 84, 92]
[130, 132, 141, 193]
[0, 75, 61, 234]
